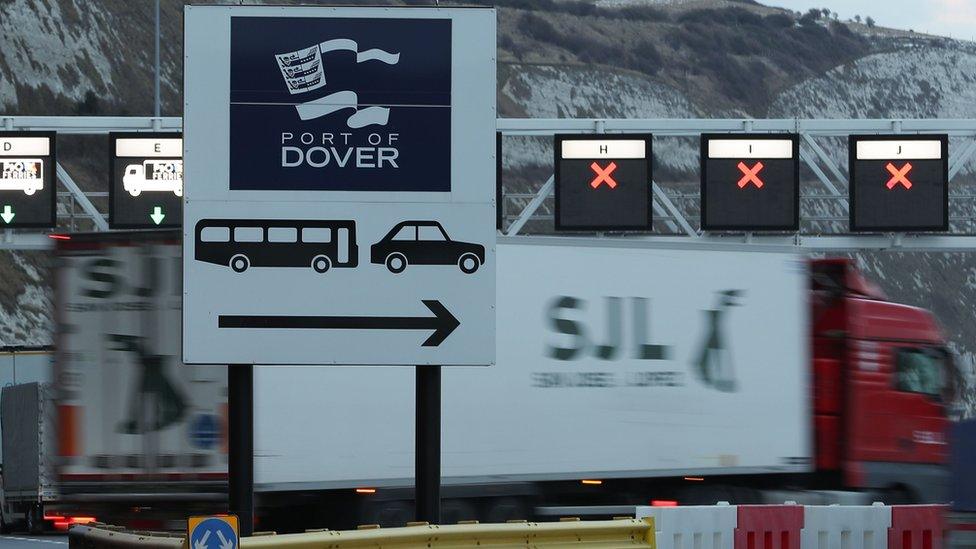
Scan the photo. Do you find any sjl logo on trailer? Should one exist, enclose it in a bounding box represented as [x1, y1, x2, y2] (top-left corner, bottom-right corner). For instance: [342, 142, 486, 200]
[229, 16, 451, 192]
[188, 515, 238, 549]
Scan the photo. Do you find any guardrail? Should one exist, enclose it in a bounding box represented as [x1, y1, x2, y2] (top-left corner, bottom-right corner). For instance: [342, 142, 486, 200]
[66, 504, 951, 549]
[69, 524, 184, 549]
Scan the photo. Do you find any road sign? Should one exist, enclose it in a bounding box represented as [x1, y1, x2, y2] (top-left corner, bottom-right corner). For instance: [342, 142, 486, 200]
[700, 134, 799, 231]
[109, 132, 183, 229]
[0, 132, 56, 228]
[188, 515, 238, 549]
[183, 5, 496, 365]
[554, 134, 652, 231]
[849, 135, 949, 232]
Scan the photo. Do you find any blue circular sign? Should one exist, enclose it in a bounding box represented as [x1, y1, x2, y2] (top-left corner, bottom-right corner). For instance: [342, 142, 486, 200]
[189, 413, 221, 449]
[190, 518, 237, 549]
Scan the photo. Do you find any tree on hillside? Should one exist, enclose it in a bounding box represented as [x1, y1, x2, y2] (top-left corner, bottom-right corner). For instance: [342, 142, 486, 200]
[865, 16, 876, 28]
[854, 15, 861, 24]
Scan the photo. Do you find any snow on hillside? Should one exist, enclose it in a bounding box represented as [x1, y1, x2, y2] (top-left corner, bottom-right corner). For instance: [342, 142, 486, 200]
[0, 0, 116, 106]
[501, 64, 701, 173]
[771, 44, 976, 120]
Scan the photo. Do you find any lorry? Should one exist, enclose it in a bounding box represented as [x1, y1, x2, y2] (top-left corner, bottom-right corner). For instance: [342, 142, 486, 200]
[0, 231, 226, 533]
[0, 231, 957, 532]
[122, 160, 183, 197]
[0, 383, 57, 534]
[0, 159, 43, 195]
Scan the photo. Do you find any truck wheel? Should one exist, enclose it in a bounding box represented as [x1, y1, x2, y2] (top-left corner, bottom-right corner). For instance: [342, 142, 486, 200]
[483, 497, 528, 523]
[441, 499, 478, 525]
[26, 504, 43, 534]
[362, 500, 412, 528]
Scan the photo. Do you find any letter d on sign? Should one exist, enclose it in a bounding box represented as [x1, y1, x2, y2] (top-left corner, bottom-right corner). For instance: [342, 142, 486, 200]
[281, 147, 303, 167]
[2, 142, 10, 152]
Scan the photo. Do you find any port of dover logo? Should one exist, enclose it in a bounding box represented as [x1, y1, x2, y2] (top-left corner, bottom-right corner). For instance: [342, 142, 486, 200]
[276, 40, 399, 127]
[230, 17, 452, 192]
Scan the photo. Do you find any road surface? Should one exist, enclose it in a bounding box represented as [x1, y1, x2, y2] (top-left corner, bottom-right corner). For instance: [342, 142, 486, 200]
[0, 535, 67, 549]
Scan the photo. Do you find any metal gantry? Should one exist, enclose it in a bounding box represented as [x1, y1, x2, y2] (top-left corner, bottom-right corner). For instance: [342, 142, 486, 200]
[498, 117, 976, 250]
[4, 116, 976, 251]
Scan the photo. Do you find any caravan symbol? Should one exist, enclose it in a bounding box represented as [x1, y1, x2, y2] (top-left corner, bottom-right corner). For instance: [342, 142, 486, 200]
[0, 159, 43, 195]
[123, 160, 184, 197]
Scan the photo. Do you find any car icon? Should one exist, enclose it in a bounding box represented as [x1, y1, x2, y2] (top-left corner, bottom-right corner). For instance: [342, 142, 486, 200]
[371, 221, 485, 274]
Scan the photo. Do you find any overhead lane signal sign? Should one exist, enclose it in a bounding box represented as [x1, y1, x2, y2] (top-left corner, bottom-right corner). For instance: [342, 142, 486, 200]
[109, 132, 183, 229]
[700, 134, 799, 231]
[0, 132, 57, 228]
[849, 135, 948, 232]
[554, 134, 653, 232]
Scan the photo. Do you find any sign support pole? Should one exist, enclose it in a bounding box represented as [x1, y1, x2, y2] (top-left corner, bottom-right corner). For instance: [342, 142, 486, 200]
[228, 365, 254, 536]
[415, 366, 441, 524]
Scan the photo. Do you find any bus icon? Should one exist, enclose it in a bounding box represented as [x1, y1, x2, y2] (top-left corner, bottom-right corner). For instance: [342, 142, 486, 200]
[195, 219, 358, 273]
[0, 159, 43, 195]
[123, 160, 184, 197]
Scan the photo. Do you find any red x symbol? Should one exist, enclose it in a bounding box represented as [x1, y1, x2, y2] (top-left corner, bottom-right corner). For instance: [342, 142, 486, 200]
[590, 161, 618, 189]
[885, 162, 913, 189]
[737, 161, 765, 189]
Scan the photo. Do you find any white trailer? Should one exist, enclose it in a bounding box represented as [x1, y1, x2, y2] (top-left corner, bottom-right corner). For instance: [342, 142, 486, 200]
[252, 237, 809, 524]
[50, 233, 808, 530]
[51, 233, 226, 529]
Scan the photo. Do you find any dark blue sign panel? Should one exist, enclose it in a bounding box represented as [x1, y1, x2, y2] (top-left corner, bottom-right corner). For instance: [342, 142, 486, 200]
[229, 17, 452, 192]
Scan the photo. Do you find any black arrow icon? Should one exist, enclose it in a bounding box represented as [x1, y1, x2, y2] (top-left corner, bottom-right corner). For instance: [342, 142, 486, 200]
[217, 300, 460, 347]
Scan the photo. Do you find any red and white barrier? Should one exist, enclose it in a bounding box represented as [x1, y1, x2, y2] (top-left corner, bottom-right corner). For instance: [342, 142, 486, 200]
[887, 505, 946, 549]
[636, 502, 738, 549]
[801, 503, 891, 549]
[634, 503, 947, 549]
[735, 504, 804, 549]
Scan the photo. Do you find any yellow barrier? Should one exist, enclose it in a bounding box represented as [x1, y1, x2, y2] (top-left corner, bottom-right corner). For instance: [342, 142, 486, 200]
[240, 517, 657, 549]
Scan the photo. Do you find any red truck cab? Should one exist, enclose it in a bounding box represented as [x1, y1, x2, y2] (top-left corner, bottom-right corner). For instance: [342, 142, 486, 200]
[811, 259, 955, 502]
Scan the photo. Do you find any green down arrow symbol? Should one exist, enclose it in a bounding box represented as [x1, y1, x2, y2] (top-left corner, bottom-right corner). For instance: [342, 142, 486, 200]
[1, 205, 14, 224]
[150, 206, 165, 225]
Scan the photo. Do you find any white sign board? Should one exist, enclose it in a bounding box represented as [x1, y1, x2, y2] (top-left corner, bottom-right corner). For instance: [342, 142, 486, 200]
[183, 5, 496, 365]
